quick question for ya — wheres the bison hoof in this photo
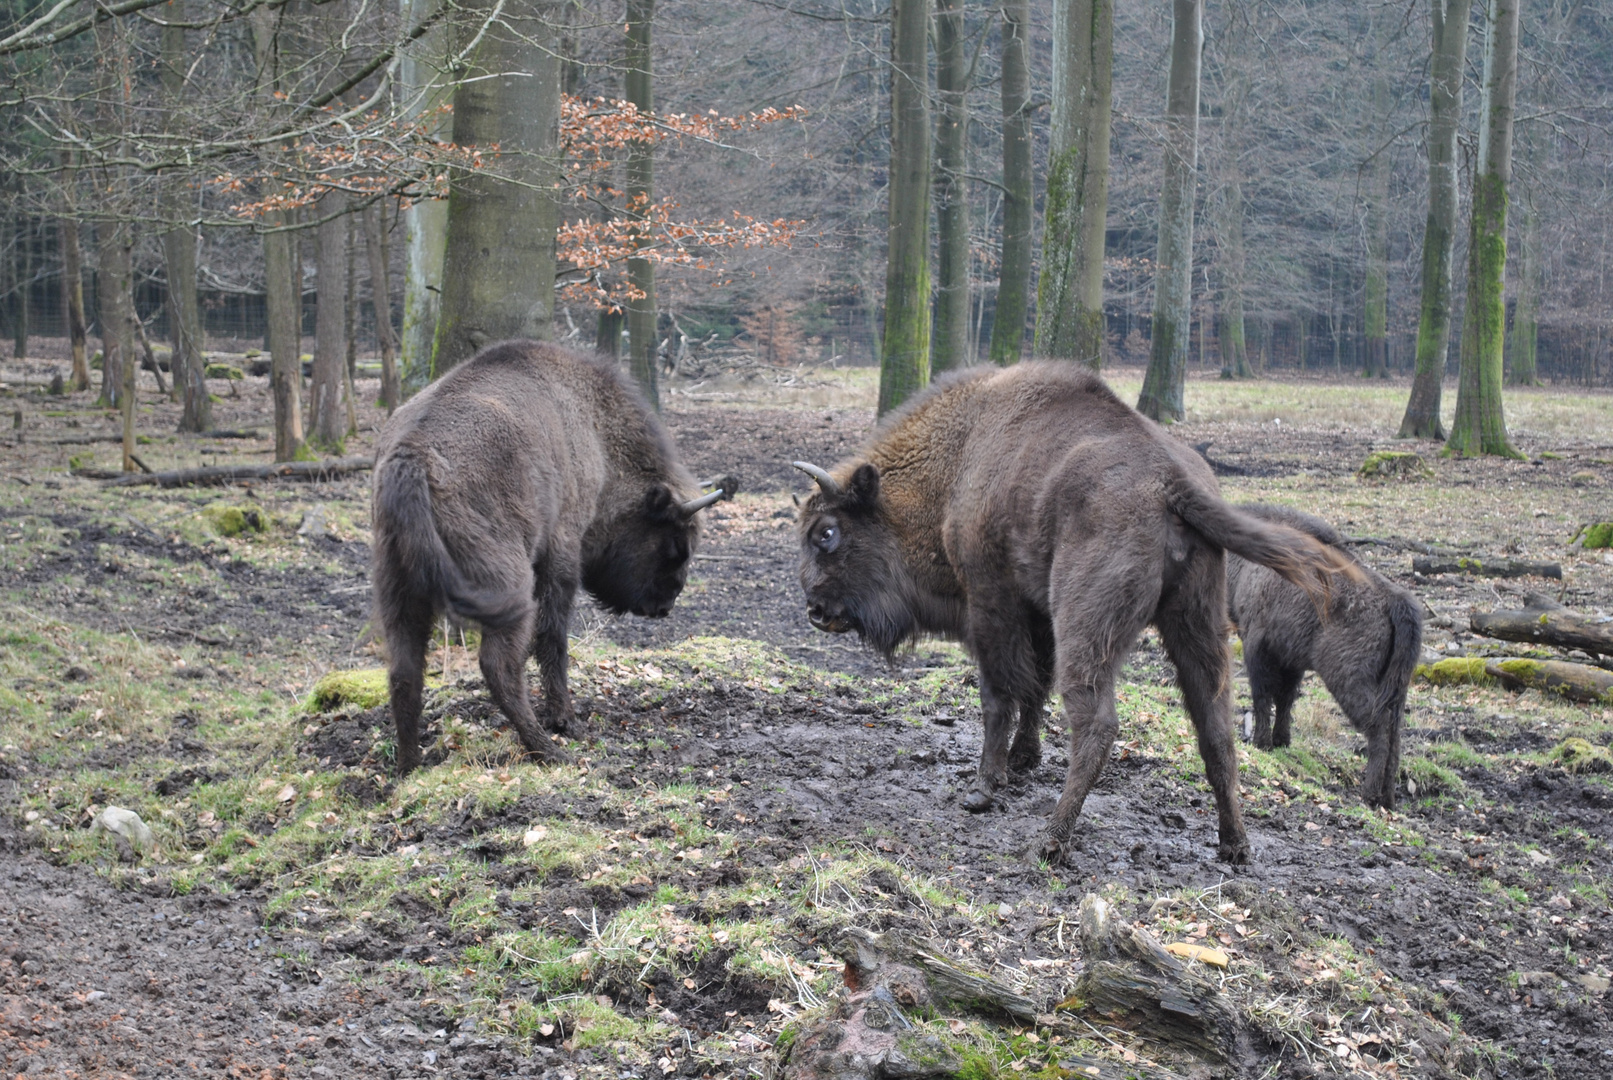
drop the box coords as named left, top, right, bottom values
left=1035, top=833, right=1073, bottom=866
left=961, top=788, right=995, bottom=814
left=1008, top=746, right=1042, bottom=773
left=1217, top=837, right=1252, bottom=865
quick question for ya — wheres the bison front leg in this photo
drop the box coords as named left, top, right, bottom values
left=481, top=610, right=572, bottom=765
left=963, top=677, right=1017, bottom=813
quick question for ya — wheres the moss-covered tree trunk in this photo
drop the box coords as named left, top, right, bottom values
left=987, top=0, right=1031, bottom=367
left=1505, top=180, right=1539, bottom=386
left=1399, top=0, right=1470, bottom=439
left=311, top=192, right=348, bottom=448
left=931, top=0, right=970, bottom=375
left=625, top=0, right=658, bottom=408
left=433, top=0, right=561, bottom=378
left=399, top=0, right=449, bottom=398
left=1447, top=0, right=1520, bottom=458
left=877, top=0, right=931, bottom=414
left=1137, top=0, right=1202, bottom=422
left=1036, top=0, right=1113, bottom=369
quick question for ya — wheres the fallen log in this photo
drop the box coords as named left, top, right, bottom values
left=1485, top=658, right=1613, bottom=704
left=101, top=456, right=373, bottom=488
left=1413, top=555, right=1562, bottom=580
left=1471, top=594, right=1613, bottom=657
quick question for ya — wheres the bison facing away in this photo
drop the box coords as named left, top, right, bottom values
left=792, top=362, right=1357, bottom=864
left=1227, top=504, right=1423, bottom=809
left=372, top=340, right=734, bottom=776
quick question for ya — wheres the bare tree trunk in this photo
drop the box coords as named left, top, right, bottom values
left=1036, top=0, right=1113, bottom=368
left=160, top=1, right=209, bottom=427
left=344, top=211, right=359, bottom=436
left=58, top=206, right=89, bottom=391
left=596, top=308, right=623, bottom=358
left=1216, top=180, right=1249, bottom=378
left=931, top=0, right=969, bottom=375
left=624, top=0, right=658, bottom=407
left=1505, top=159, right=1540, bottom=386
left=434, top=0, right=561, bottom=377
left=400, top=0, right=450, bottom=395
left=1448, top=0, right=1520, bottom=458
left=310, top=191, right=348, bottom=447
left=1137, top=0, right=1202, bottom=423
left=364, top=204, right=401, bottom=411
left=1363, top=78, right=1391, bottom=380
left=877, top=0, right=931, bottom=415
left=12, top=218, right=29, bottom=361
left=253, top=6, right=305, bottom=460
left=988, top=0, right=1031, bottom=367
left=1399, top=0, right=1470, bottom=439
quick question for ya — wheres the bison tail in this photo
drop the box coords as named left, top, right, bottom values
left=1374, top=588, right=1425, bottom=720
left=372, top=455, right=529, bottom=629
left=1170, top=481, right=1365, bottom=606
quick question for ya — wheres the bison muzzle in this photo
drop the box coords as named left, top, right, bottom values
left=372, top=340, right=734, bottom=776
left=793, top=362, right=1358, bottom=864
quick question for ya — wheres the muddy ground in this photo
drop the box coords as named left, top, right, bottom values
left=0, top=359, right=1611, bottom=1080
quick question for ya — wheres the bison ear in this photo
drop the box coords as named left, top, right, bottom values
left=642, top=484, right=678, bottom=522
left=845, top=463, right=880, bottom=508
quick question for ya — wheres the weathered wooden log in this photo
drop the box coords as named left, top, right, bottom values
left=1413, top=555, right=1562, bottom=580
left=1471, top=596, right=1613, bottom=657
left=1065, top=894, right=1241, bottom=1068
left=100, top=456, right=373, bottom=488
left=1484, top=658, right=1613, bottom=704
left=836, top=927, right=1038, bottom=1024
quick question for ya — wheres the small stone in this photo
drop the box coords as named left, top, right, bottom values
left=1526, top=849, right=1554, bottom=867
left=91, top=806, right=154, bottom=856
left=297, top=503, right=331, bottom=540
left=1578, top=974, right=1610, bottom=995
left=997, top=902, right=1013, bottom=920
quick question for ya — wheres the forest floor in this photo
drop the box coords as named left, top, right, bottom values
left=0, top=355, right=1610, bottom=1080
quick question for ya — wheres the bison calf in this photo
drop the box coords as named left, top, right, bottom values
left=1227, top=504, right=1422, bottom=809
left=372, top=340, right=732, bottom=775
left=793, top=363, right=1357, bottom=864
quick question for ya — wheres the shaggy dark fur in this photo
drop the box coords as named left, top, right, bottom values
left=1227, top=504, right=1423, bottom=809
left=793, top=363, right=1359, bottom=864
left=372, top=340, right=730, bottom=775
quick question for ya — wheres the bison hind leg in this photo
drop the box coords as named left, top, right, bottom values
left=1358, top=704, right=1403, bottom=810
left=383, top=596, right=434, bottom=777
left=480, top=611, right=572, bottom=765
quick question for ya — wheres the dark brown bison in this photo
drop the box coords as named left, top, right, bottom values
left=372, top=340, right=733, bottom=775
left=792, top=362, right=1357, bottom=864
left=1227, top=504, right=1422, bottom=809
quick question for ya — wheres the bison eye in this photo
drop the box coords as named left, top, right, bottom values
left=815, top=524, right=840, bottom=553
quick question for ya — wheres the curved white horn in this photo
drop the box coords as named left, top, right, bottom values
left=791, top=461, right=841, bottom=497
left=679, top=489, right=726, bottom=516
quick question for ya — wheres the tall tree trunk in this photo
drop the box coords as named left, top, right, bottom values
left=58, top=208, right=89, bottom=391
left=400, top=0, right=450, bottom=396
left=162, top=1, right=209, bottom=431
left=311, top=192, right=348, bottom=447
left=12, top=218, right=29, bottom=361
left=624, top=0, right=658, bottom=407
left=344, top=210, right=359, bottom=436
left=1362, top=79, right=1391, bottom=380
left=1216, top=180, right=1249, bottom=378
left=596, top=308, right=624, bottom=358
left=1399, top=0, right=1470, bottom=439
left=253, top=6, right=305, bottom=460
left=1137, top=0, right=1202, bottom=423
left=1506, top=184, right=1539, bottom=386
left=931, top=0, right=969, bottom=375
left=988, top=0, right=1032, bottom=366
left=1036, top=0, right=1113, bottom=368
left=1447, top=0, right=1520, bottom=458
left=877, top=0, right=932, bottom=415
left=433, top=0, right=561, bottom=377
left=364, top=204, right=401, bottom=411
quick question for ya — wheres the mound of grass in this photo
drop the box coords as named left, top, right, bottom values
left=1403, top=755, right=1465, bottom=799
left=307, top=668, right=389, bottom=712
left=1547, top=736, right=1613, bottom=774
left=1358, top=450, right=1432, bottom=483
left=204, top=363, right=245, bottom=381
left=201, top=502, right=271, bottom=537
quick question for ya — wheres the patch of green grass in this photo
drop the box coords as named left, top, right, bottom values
left=1402, top=755, right=1466, bottom=799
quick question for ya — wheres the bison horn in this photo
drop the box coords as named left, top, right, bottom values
left=791, top=461, right=841, bottom=498
left=679, top=489, right=726, bottom=516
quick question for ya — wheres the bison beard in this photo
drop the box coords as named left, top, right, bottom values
left=794, top=363, right=1358, bottom=864
left=372, top=340, right=733, bottom=776
left=1227, top=504, right=1423, bottom=810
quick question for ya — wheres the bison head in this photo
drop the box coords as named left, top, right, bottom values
left=583, top=479, right=734, bottom=618
left=794, top=460, right=916, bottom=655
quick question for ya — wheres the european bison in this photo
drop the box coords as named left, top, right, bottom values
left=1227, top=504, right=1422, bottom=809
left=792, top=363, right=1356, bottom=863
left=372, top=340, right=733, bottom=775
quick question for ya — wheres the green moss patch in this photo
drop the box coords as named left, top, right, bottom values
left=307, top=668, right=390, bottom=712
left=1358, top=450, right=1432, bottom=482
left=1572, top=522, right=1613, bottom=549
left=1548, top=737, right=1613, bottom=775
left=1415, top=657, right=1493, bottom=687
left=204, top=363, right=245, bottom=381
left=201, top=503, right=271, bottom=537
